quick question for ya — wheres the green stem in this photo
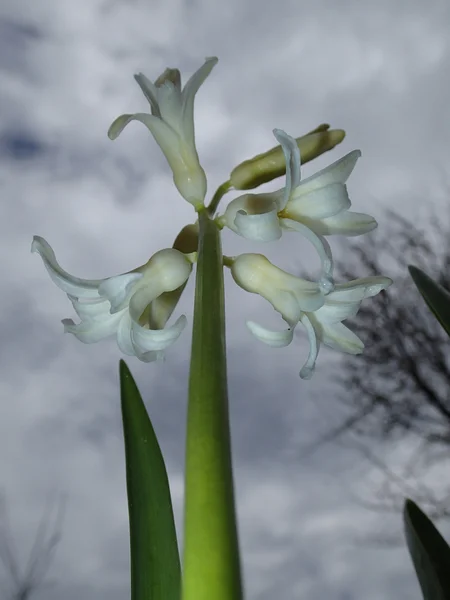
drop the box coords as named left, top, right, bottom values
left=207, top=180, right=232, bottom=216
left=182, top=208, right=243, bottom=600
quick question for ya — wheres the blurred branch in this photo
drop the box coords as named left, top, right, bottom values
left=298, top=202, right=450, bottom=537
left=0, top=491, right=65, bottom=599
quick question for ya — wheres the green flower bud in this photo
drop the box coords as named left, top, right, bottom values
left=230, top=125, right=345, bottom=191
left=172, top=222, right=199, bottom=254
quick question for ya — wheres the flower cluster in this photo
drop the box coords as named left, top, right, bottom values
left=33, top=57, right=392, bottom=377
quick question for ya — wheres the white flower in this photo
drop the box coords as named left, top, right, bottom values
left=230, top=253, right=392, bottom=379
left=32, top=236, right=193, bottom=362
left=219, top=129, right=377, bottom=284
left=108, top=57, right=218, bottom=209
left=230, top=253, right=326, bottom=336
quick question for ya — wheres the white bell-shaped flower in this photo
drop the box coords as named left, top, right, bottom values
left=230, top=253, right=326, bottom=341
left=230, top=252, right=392, bottom=379
left=108, top=57, right=218, bottom=209
left=32, top=236, right=193, bottom=362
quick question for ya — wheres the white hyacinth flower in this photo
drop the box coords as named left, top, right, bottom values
left=230, top=253, right=325, bottom=342
left=230, top=253, right=392, bottom=379
left=32, top=236, right=194, bottom=362
left=220, top=129, right=377, bottom=285
left=108, top=57, right=218, bottom=209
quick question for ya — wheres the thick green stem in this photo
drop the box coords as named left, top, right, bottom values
left=182, top=208, right=243, bottom=600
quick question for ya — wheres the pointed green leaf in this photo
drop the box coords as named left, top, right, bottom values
left=120, top=360, right=181, bottom=600
left=403, top=498, right=450, bottom=600
left=408, top=265, right=450, bottom=337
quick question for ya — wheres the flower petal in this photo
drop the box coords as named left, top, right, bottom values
left=234, top=206, right=282, bottom=241
left=68, top=295, right=112, bottom=322
left=153, top=78, right=183, bottom=133
left=296, top=150, right=361, bottom=195
left=268, top=289, right=304, bottom=324
left=273, top=129, right=301, bottom=210
left=246, top=320, right=294, bottom=347
left=181, top=57, right=218, bottom=143
left=128, top=284, right=162, bottom=323
left=32, top=236, right=102, bottom=298
left=98, top=273, right=143, bottom=314
left=116, top=311, right=137, bottom=356
left=62, top=309, right=125, bottom=343
left=231, top=253, right=324, bottom=318
left=312, top=300, right=361, bottom=324
left=286, top=182, right=351, bottom=220
left=330, top=276, right=392, bottom=303
left=280, top=218, right=334, bottom=282
left=133, top=73, right=161, bottom=116
left=223, top=193, right=281, bottom=235
left=315, top=210, right=378, bottom=236
left=131, top=314, right=187, bottom=357
left=318, top=321, right=364, bottom=354
left=108, top=112, right=206, bottom=205
left=299, top=314, right=320, bottom=380
left=107, top=112, right=180, bottom=157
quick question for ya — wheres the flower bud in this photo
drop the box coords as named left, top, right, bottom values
left=172, top=223, right=199, bottom=254
left=230, top=125, right=345, bottom=191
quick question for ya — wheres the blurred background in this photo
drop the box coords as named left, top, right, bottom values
left=1, top=0, right=450, bottom=598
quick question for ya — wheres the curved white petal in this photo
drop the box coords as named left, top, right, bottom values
left=234, top=207, right=282, bottom=241
left=223, top=193, right=279, bottom=236
left=287, top=183, right=351, bottom=219
left=62, top=309, right=125, bottom=343
left=280, top=218, right=334, bottom=281
left=273, top=129, right=301, bottom=209
left=330, top=276, right=392, bottom=303
left=316, top=211, right=377, bottom=236
left=116, top=311, right=137, bottom=356
left=287, top=286, right=324, bottom=316
left=32, top=236, right=102, bottom=298
left=98, top=273, right=143, bottom=314
left=268, top=287, right=322, bottom=323
left=131, top=314, right=187, bottom=355
left=68, top=295, right=112, bottom=322
left=128, top=284, right=162, bottom=323
left=108, top=112, right=181, bottom=159
left=299, top=314, right=320, bottom=380
left=296, top=150, right=361, bottom=195
left=311, top=300, right=361, bottom=324
left=181, top=57, right=218, bottom=143
left=246, top=320, right=295, bottom=347
left=319, top=322, right=364, bottom=354
left=133, top=73, right=161, bottom=115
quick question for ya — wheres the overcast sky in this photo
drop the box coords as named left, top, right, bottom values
left=1, top=0, right=450, bottom=598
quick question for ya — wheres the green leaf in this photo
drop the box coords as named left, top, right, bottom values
left=403, top=498, right=450, bottom=599
left=119, top=360, right=181, bottom=600
left=408, top=265, right=450, bottom=337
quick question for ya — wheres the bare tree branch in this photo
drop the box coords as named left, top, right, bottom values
left=0, top=491, right=65, bottom=600
left=298, top=203, right=450, bottom=530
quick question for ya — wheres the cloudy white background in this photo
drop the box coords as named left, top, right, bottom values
left=1, top=0, right=449, bottom=598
